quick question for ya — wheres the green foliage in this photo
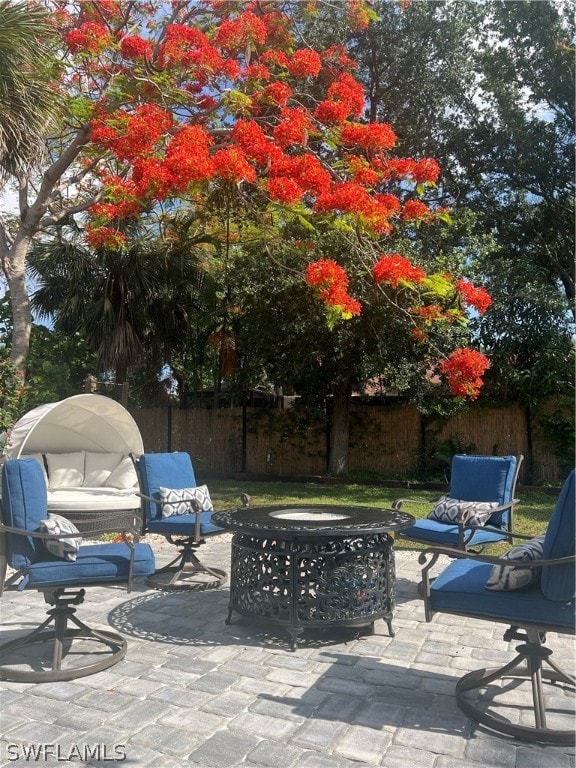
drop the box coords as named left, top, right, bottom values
left=0, top=357, right=26, bottom=433
left=0, top=293, right=98, bottom=426
left=430, top=435, right=478, bottom=469
left=25, top=325, right=98, bottom=409
left=535, top=398, right=575, bottom=477
left=0, top=0, right=62, bottom=178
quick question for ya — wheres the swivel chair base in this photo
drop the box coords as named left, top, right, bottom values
left=146, top=543, right=226, bottom=592
left=456, top=628, right=575, bottom=745
left=0, top=588, right=127, bottom=683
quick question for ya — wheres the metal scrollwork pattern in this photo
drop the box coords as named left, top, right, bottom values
left=227, top=532, right=396, bottom=632
left=230, top=535, right=292, bottom=622
left=296, top=534, right=395, bottom=623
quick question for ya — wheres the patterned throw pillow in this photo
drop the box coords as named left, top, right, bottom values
left=39, top=514, right=82, bottom=562
left=427, top=496, right=500, bottom=527
left=159, top=485, right=213, bottom=517
left=485, top=535, right=546, bottom=591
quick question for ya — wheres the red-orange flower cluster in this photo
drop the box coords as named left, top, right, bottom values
left=372, top=254, right=426, bottom=288
left=273, top=108, right=312, bottom=147
left=91, top=105, right=173, bottom=161
left=402, top=199, right=432, bottom=221
left=439, top=348, right=490, bottom=399
left=455, top=279, right=492, bottom=315
left=306, top=259, right=361, bottom=319
left=214, top=12, right=267, bottom=51
left=120, top=35, right=153, bottom=61
left=65, top=22, right=111, bottom=54
left=287, top=49, right=322, bottom=78
left=314, top=73, right=365, bottom=125
left=158, top=24, right=227, bottom=74
left=340, top=122, right=397, bottom=152
left=85, top=224, right=126, bottom=251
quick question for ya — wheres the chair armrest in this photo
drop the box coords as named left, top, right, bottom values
left=418, top=545, right=575, bottom=569
left=211, top=492, right=250, bottom=508
left=392, top=497, right=431, bottom=511
left=0, top=517, right=138, bottom=540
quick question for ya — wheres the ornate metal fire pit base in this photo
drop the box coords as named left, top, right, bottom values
left=212, top=505, right=414, bottom=650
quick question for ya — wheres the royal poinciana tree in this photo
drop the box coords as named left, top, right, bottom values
left=0, top=0, right=491, bottom=466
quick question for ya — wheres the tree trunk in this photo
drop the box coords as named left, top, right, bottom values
left=1, top=124, right=92, bottom=372
left=327, top=376, right=353, bottom=476
left=5, top=234, right=32, bottom=371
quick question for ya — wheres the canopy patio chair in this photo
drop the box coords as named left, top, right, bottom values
left=419, top=469, right=575, bottom=744
left=1, top=393, right=144, bottom=528
left=133, top=451, right=249, bottom=592
left=0, top=458, right=155, bottom=682
left=394, top=454, right=523, bottom=551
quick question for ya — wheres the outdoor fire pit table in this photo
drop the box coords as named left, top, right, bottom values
left=211, top=505, right=415, bottom=650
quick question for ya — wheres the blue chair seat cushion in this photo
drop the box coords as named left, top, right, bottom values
left=429, top=558, right=575, bottom=630
left=23, top=542, right=155, bottom=589
left=147, top=511, right=223, bottom=537
left=401, top=519, right=508, bottom=547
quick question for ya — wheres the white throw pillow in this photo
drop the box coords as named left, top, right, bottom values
left=159, top=485, right=213, bottom=517
left=39, top=513, right=82, bottom=561
left=84, top=452, right=123, bottom=487
left=485, top=535, right=546, bottom=591
left=45, top=452, right=85, bottom=489
left=105, top=456, right=138, bottom=489
left=427, top=496, right=500, bottom=527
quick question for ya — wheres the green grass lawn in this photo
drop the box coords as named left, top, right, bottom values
left=208, top=478, right=558, bottom=556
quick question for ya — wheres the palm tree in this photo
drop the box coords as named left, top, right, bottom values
left=28, top=216, right=221, bottom=388
left=0, top=0, right=60, bottom=180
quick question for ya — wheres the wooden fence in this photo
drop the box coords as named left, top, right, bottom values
left=130, top=399, right=564, bottom=484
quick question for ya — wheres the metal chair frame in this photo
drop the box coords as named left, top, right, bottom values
left=395, top=455, right=523, bottom=552
left=420, top=545, right=575, bottom=744
left=133, top=452, right=250, bottom=592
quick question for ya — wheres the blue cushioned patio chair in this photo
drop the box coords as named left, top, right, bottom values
left=419, top=469, right=575, bottom=744
left=133, top=451, right=249, bottom=591
left=0, top=458, right=155, bottom=683
left=394, top=454, right=523, bottom=551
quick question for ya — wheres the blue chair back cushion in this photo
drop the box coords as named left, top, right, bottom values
left=541, top=470, right=575, bottom=602
left=24, top=542, right=155, bottom=590
left=138, top=452, right=197, bottom=523
left=450, top=455, right=518, bottom=528
left=2, top=459, right=47, bottom=569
